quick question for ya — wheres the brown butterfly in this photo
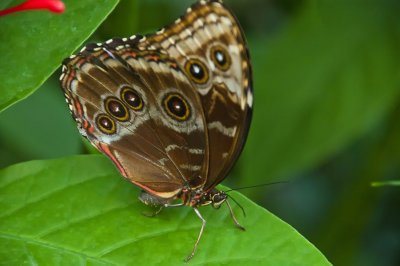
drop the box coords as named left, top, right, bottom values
left=60, top=0, right=252, bottom=261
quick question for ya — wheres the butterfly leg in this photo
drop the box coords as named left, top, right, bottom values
left=185, top=207, right=206, bottom=262
left=226, top=200, right=245, bottom=231
left=142, top=206, right=164, bottom=217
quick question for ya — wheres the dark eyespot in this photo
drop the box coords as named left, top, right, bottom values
left=185, top=59, right=209, bottom=84
left=163, top=93, right=190, bottom=121
left=96, top=114, right=116, bottom=134
left=105, top=97, right=130, bottom=121
left=121, top=87, right=143, bottom=111
left=210, top=45, right=231, bottom=71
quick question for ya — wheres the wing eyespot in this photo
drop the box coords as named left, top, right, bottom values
left=163, top=93, right=191, bottom=121
left=210, top=45, right=231, bottom=71
left=121, top=87, right=144, bottom=111
left=184, top=59, right=209, bottom=84
left=105, top=97, right=130, bottom=121
left=96, top=114, right=117, bottom=134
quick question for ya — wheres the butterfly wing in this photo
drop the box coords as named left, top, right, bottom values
left=60, top=38, right=209, bottom=199
left=139, top=0, right=253, bottom=189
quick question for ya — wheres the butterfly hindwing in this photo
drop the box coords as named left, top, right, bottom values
left=61, top=40, right=210, bottom=198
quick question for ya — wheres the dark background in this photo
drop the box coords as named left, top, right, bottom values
left=1, top=0, right=400, bottom=265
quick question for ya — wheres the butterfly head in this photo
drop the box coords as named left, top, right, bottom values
left=210, top=190, right=228, bottom=209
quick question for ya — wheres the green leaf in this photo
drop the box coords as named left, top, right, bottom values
left=240, top=0, right=400, bottom=185
left=0, top=0, right=119, bottom=112
left=0, top=155, right=330, bottom=265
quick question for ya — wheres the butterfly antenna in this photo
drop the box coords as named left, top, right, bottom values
left=224, top=181, right=289, bottom=193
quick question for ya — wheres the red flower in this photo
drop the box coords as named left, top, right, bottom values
left=0, top=0, right=65, bottom=16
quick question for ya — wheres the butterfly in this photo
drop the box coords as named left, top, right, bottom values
left=60, top=0, right=252, bottom=261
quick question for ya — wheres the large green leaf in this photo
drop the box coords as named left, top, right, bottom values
left=0, top=155, right=330, bottom=265
left=0, top=0, right=119, bottom=112
left=240, top=0, right=400, bottom=185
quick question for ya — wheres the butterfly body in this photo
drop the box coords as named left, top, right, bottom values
left=60, top=0, right=252, bottom=261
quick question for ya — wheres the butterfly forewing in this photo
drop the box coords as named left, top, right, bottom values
left=139, top=0, right=253, bottom=189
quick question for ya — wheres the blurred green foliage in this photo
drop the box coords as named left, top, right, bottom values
left=1, top=0, right=400, bottom=265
